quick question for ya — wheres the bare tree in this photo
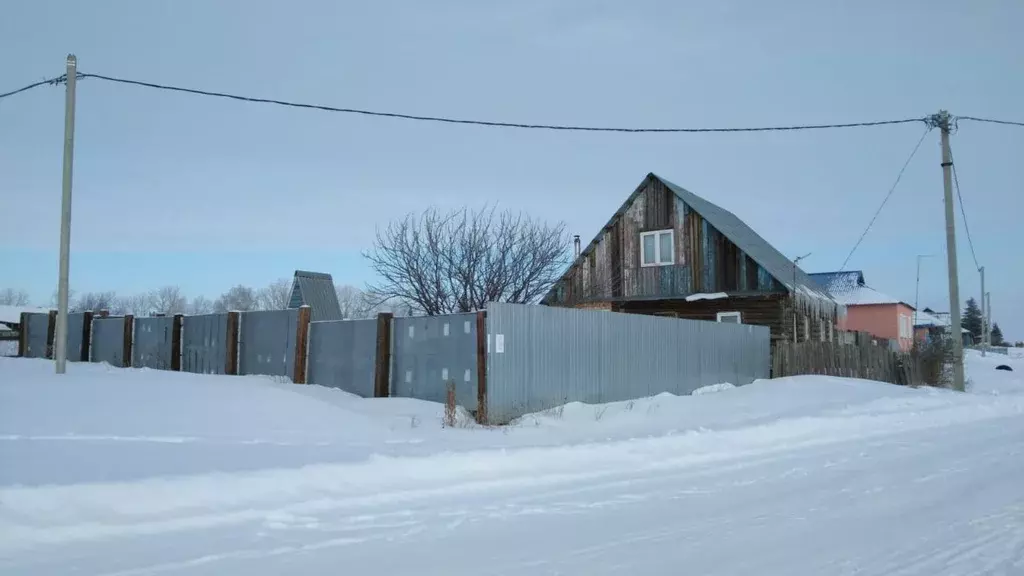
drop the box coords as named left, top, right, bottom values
left=334, top=284, right=374, bottom=319
left=364, top=206, right=570, bottom=315
left=186, top=295, right=214, bottom=315
left=114, top=293, right=152, bottom=316
left=214, top=285, right=259, bottom=312
left=73, top=291, right=118, bottom=312
left=50, top=288, right=77, bottom=308
left=0, top=288, right=31, bottom=306
left=257, top=278, right=293, bottom=311
left=149, top=286, right=187, bottom=315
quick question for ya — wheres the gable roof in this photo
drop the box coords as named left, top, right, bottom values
left=289, top=270, right=343, bottom=322
left=545, top=173, right=832, bottom=304
left=809, top=270, right=911, bottom=307
left=654, top=174, right=829, bottom=300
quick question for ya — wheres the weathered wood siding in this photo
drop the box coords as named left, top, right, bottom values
left=550, top=176, right=784, bottom=306
left=619, top=295, right=790, bottom=341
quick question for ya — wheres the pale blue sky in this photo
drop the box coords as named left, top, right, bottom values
left=1, top=1, right=1021, bottom=338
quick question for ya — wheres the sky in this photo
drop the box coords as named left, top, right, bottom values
left=1, top=1, right=1021, bottom=339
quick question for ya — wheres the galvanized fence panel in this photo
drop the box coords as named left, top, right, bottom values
left=392, top=313, right=480, bottom=410
left=91, top=316, right=126, bottom=366
left=64, top=312, right=86, bottom=362
left=133, top=316, right=175, bottom=370
left=23, top=313, right=50, bottom=358
left=484, top=303, right=770, bottom=423
left=182, top=314, right=229, bottom=374
left=307, top=319, right=377, bottom=396
left=238, top=309, right=299, bottom=379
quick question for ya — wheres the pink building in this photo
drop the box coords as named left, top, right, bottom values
left=809, top=271, right=916, bottom=351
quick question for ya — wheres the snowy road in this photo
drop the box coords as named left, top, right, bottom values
left=2, top=353, right=1023, bottom=575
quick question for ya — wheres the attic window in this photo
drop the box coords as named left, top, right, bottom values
left=641, top=230, right=674, bottom=267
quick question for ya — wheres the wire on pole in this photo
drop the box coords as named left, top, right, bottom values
left=839, top=126, right=933, bottom=271
left=0, top=75, right=67, bottom=100
left=947, top=143, right=981, bottom=271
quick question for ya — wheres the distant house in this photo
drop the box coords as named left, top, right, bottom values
left=288, top=270, right=344, bottom=322
left=809, top=271, right=915, bottom=351
left=914, top=307, right=973, bottom=347
left=542, top=173, right=841, bottom=342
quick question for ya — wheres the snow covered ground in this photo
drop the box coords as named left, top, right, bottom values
left=1, top=351, right=1022, bottom=575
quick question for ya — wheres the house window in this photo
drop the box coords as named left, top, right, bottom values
left=641, top=230, right=674, bottom=267
left=898, top=314, right=912, bottom=339
left=717, top=311, right=742, bottom=324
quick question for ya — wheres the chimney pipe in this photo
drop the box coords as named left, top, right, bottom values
left=573, top=235, right=581, bottom=258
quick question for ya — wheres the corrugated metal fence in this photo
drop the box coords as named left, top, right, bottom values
left=64, top=312, right=87, bottom=362
left=23, top=313, right=50, bottom=359
left=134, top=316, right=175, bottom=369
left=91, top=316, right=127, bottom=367
left=392, top=313, right=480, bottom=409
left=484, top=302, right=770, bottom=423
left=307, top=318, right=378, bottom=396
left=239, top=309, right=298, bottom=379
left=182, top=314, right=230, bottom=375
left=15, top=304, right=772, bottom=426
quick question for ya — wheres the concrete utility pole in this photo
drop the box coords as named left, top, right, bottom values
left=54, top=54, right=77, bottom=375
left=986, top=292, right=992, bottom=346
left=936, top=111, right=965, bottom=391
left=980, top=266, right=986, bottom=356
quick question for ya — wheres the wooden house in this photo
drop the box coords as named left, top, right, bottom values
left=541, top=173, right=841, bottom=342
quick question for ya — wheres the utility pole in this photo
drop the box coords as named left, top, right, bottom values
left=54, top=54, right=77, bottom=375
left=979, top=266, right=986, bottom=356
left=986, top=292, right=992, bottom=346
left=936, top=111, right=965, bottom=391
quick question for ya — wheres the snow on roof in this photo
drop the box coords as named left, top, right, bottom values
left=913, top=309, right=971, bottom=333
left=0, top=305, right=51, bottom=325
left=809, top=270, right=909, bottom=307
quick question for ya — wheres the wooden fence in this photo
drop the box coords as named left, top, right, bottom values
left=772, top=341, right=925, bottom=386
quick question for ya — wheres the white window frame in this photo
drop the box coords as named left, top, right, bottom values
left=716, top=311, right=742, bottom=324
left=640, top=229, right=674, bottom=267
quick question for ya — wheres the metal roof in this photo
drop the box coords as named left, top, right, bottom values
left=808, top=271, right=865, bottom=294
left=289, top=270, right=343, bottom=322
left=809, top=270, right=911, bottom=308
left=654, top=174, right=831, bottom=300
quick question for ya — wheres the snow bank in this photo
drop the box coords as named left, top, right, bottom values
left=1, top=353, right=1023, bottom=571
left=691, top=382, right=736, bottom=395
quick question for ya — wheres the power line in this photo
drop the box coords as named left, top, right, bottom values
left=958, top=116, right=1024, bottom=128
left=948, top=143, right=981, bottom=271
left=75, top=72, right=928, bottom=134
left=840, top=126, right=933, bottom=271
left=0, top=75, right=66, bottom=100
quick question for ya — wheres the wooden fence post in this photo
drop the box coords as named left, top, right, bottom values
left=46, top=310, right=57, bottom=359
left=81, top=311, right=94, bottom=362
left=122, top=314, right=135, bottom=368
left=225, top=312, right=239, bottom=375
left=170, top=314, right=183, bottom=371
left=293, top=306, right=311, bottom=384
left=18, top=312, right=29, bottom=357
left=373, top=312, right=393, bottom=397
left=475, top=311, right=488, bottom=425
